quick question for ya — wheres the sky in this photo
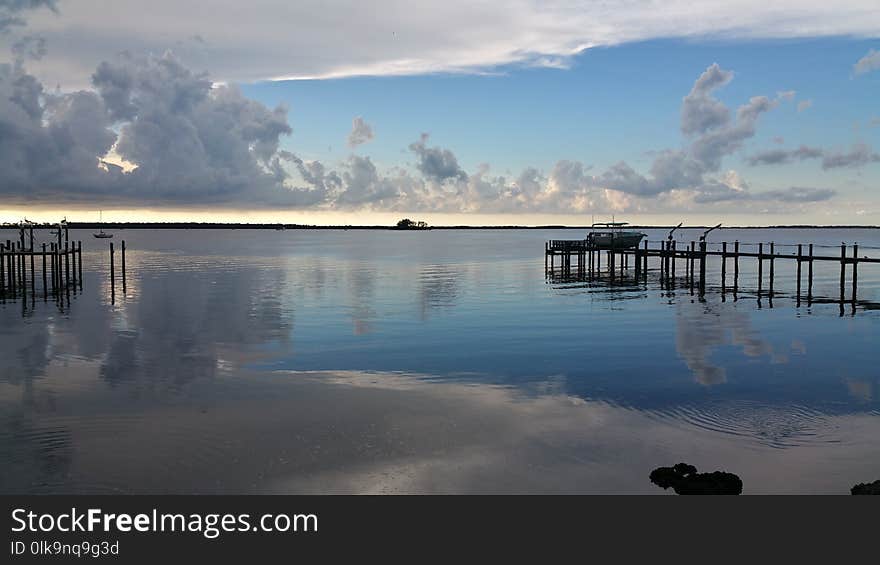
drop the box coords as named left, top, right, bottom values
left=0, top=1, right=878, bottom=225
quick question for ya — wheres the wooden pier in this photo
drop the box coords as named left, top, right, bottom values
left=0, top=224, right=83, bottom=303
left=546, top=237, right=880, bottom=310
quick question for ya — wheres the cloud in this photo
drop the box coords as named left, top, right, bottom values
left=747, top=145, right=824, bottom=165
left=681, top=63, right=733, bottom=135
left=797, top=99, right=812, bottom=112
left=0, top=51, right=841, bottom=215
left=746, top=143, right=880, bottom=170
left=347, top=116, right=374, bottom=148
left=0, top=0, right=56, bottom=33
left=592, top=64, right=784, bottom=201
left=9, top=1, right=880, bottom=85
left=408, top=133, right=468, bottom=182
left=693, top=182, right=835, bottom=204
left=0, top=51, right=328, bottom=206
left=820, top=143, right=880, bottom=169
left=854, top=48, right=880, bottom=75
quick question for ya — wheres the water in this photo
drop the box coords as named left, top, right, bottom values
left=1, top=228, right=879, bottom=494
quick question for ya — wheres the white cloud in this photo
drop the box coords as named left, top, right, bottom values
left=853, top=48, right=880, bottom=75
left=10, top=1, right=880, bottom=86
left=797, top=99, right=813, bottom=112
left=0, top=47, right=843, bottom=215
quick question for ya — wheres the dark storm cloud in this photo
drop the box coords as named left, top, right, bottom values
left=0, top=51, right=328, bottom=206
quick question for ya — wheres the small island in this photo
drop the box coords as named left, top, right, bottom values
left=394, top=218, right=430, bottom=230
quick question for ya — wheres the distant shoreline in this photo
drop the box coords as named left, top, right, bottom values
left=1, top=222, right=878, bottom=230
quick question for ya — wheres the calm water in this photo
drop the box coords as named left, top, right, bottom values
left=1, top=228, right=879, bottom=494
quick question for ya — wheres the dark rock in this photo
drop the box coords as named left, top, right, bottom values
left=650, top=462, right=742, bottom=495
left=851, top=480, right=880, bottom=495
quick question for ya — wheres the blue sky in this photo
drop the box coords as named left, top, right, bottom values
left=1, top=1, right=879, bottom=224
left=246, top=38, right=878, bottom=177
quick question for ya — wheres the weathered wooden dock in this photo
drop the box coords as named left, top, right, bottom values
left=545, top=236, right=880, bottom=308
left=1, top=224, right=130, bottom=307
left=1, top=225, right=83, bottom=303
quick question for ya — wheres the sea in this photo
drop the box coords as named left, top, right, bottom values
left=1, top=227, right=878, bottom=493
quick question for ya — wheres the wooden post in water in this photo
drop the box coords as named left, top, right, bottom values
left=78, top=241, right=83, bottom=288
left=609, top=233, right=615, bottom=279
left=769, top=242, right=775, bottom=296
left=796, top=244, right=802, bottom=305
left=758, top=243, right=764, bottom=295
left=20, top=244, right=26, bottom=301
left=807, top=243, right=813, bottom=303
left=852, top=244, right=858, bottom=306
left=5, top=241, right=10, bottom=295
left=42, top=243, right=47, bottom=299
left=699, top=239, right=707, bottom=294
left=0, top=244, right=5, bottom=298
left=64, top=241, right=70, bottom=290
left=839, top=243, right=846, bottom=305
left=6, top=239, right=15, bottom=297
left=733, top=241, right=740, bottom=294
left=110, top=242, right=115, bottom=301
left=51, top=243, right=57, bottom=295
left=71, top=241, right=77, bottom=288
left=29, top=247, right=34, bottom=296
left=721, top=242, right=728, bottom=287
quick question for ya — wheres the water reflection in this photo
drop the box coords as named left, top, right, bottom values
left=675, top=301, right=778, bottom=386
left=1, top=229, right=879, bottom=494
left=418, top=264, right=461, bottom=319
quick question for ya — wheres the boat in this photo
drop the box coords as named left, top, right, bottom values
left=93, top=211, right=113, bottom=239
left=586, top=222, right=645, bottom=250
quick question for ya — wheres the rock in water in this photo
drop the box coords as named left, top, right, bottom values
left=851, top=480, right=880, bottom=495
left=650, top=462, right=742, bottom=495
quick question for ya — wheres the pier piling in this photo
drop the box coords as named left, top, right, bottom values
left=110, top=242, right=115, bottom=301
left=852, top=244, right=858, bottom=306
left=758, top=243, right=764, bottom=295
left=122, top=240, right=127, bottom=292
left=769, top=242, right=775, bottom=296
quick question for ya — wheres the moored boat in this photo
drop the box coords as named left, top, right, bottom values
left=587, top=222, right=645, bottom=250
left=93, top=210, right=113, bottom=238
